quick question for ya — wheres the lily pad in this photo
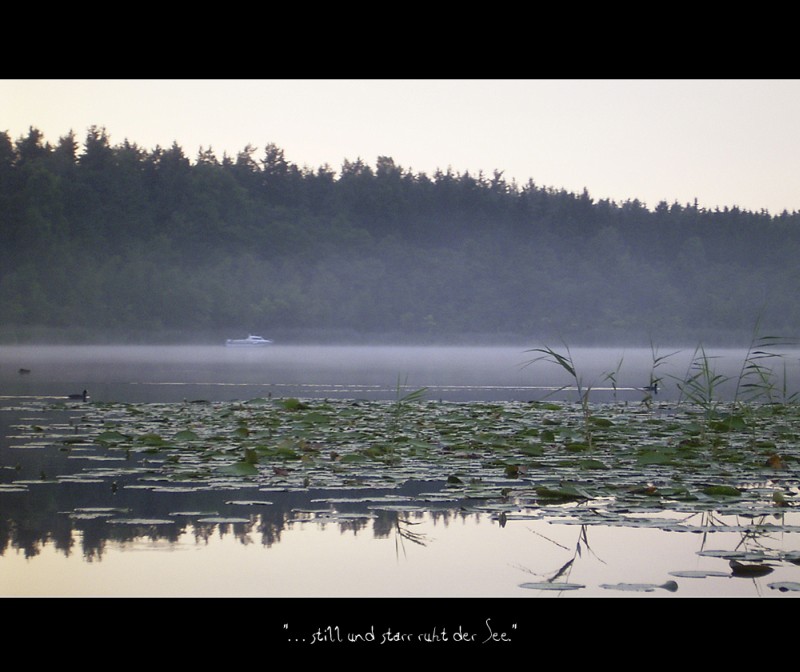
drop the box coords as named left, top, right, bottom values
left=518, top=582, right=585, bottom=591
left=173, top=430, right=200, bottom=441
left=578, top=459, right=608, bottom=470
left=637, top=452, right=677, bottom=466
left=281, top=398, right=310, bottom=410
left=95, top=430, right=130, bottom=445
left=702, top=485, right=741, bottom=497
left=225, top=500, right=273, bottom=506
left=535, top=484, right=591, bottom=501
left=600, top=583, right=654, bottom=592
left=729, top=560, right=774, bottom=577
left=768, top=582, right=800, bottom=592
left=600, top=582, right=678, bottom=592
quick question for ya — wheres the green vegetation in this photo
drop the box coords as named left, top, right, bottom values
left=523, top=344, right=597, bottom=448
left=734, top=325, right=798, bottom=406
left=674, top=346, right=729, bottom=425
left=2, top=126, right=800, bottom=343
left=8, top=389, right=797, bottom=522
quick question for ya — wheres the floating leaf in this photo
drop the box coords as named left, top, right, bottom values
left=769, top=582, right=800, bottom=592
left=669, top=570, right=729, bottom=579
left=299, top=411, right=331, bottom=425
left=225, top=500, right=273, bottom=506
left=137, top=433, right=167, bottom=446
left=698, top=550, right=767, bottom=561
left=578, top=459, right=607, bottom=470
left=564, top=442, right=591, bottom=452
left=519, top=582, right=584, bottom=591
left=61, top=436, right=90, bottom=445
left=535, top=484, right=590, bottom=501
left=729, top=560, right=774, bottom=577
left=95, top=431, right=130, bottom=445
left=274, top=446, right=300, bottom=460
left=600, top=583, right=658, bottom=592
left=766, top=454, right=788, bottom=470
left=282, top=398, right=309, bottom=410
left=637, top=450, right=676, bottom=466
left=703, top=485, right=741, bottom=497
left=709, top=415, right=747, bottom=432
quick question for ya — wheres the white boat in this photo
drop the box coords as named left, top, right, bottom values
left=225, top=334, right=273, bottom=347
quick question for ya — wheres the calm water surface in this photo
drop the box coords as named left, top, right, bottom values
left=4, top=343, right=797, bottom=403
left=2, top=344, right=799, bottom=598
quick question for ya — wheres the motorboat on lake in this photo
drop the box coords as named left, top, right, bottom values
left=225, top=334, right=273, bottom=347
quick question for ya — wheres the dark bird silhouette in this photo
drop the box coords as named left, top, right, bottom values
left=18, top=368, right=31, bottom=375
left=641, top=382, right=658, bottom=394
left=68, top=389, right=89, bottom=401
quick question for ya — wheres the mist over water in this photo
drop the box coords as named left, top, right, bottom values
left=2, top=344, right=798, bottom=403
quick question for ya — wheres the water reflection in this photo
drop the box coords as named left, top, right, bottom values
left=510, top=509, right=800, bottom=596
left=3, top=504, right=799, bottom=597
left=515, top=524, right=597, bottom=592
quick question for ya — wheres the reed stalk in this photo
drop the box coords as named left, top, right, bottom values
left=524, top=344, right=598, bottom=449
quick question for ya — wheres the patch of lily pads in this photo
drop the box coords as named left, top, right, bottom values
left=5, top=395, right=800, bottom=535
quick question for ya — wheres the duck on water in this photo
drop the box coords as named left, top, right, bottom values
left=67, top=390, right=89, bottom=401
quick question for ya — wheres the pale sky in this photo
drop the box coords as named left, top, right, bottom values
left=3, top=78, right=799, bottom=214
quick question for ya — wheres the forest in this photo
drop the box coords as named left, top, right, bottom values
left=2, top=125, right=799, bottom=345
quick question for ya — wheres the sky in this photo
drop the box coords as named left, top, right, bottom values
left=3, top=78, right=800, bottom=214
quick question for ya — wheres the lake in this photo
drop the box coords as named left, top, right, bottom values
left=1, top=344, right=799, bottom=600
left=4, top=343, right=796, bottom=404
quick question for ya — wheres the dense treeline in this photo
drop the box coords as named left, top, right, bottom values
left=2, top=125, right=799, bottom=344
